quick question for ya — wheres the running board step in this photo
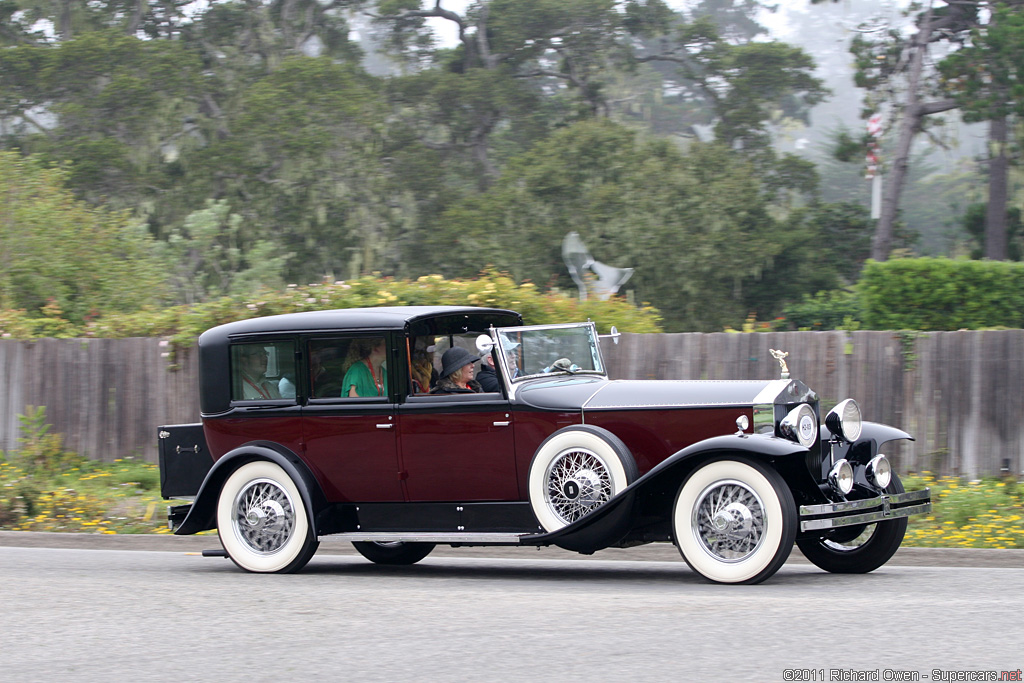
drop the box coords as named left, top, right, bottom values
left=328, top=532, right=528, bottom=544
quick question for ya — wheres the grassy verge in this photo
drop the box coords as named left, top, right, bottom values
left=903, top=473, right=1024, bottom=549
left=0, top=457, right=180, bottom=534
left=0, top=407, right=184, bottom=534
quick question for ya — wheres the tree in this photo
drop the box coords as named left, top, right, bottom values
left=371, top=0, right=666, bottom=186
left=0, top=151, right=166, bottom=322
left=0, top=30, right=203, bottom=209
left=633, top=10, right=827, bottom=157
left=181, top=56, right=396, bottom=284
left=428, top=119, right=791, bottom=331
left=156, top=199, right=292, bottom=304
left=822, top=0, right=1024, bottom=261
left=939, top=2, right=1024, bottom=260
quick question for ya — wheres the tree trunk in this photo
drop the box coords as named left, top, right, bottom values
left=872, top=5, right=933, bottom=262
left=985, top=115, right=1009, bottom=260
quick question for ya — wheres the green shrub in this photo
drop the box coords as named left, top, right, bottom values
left=1, top=271, right=663, bottom=346
left=12, top=406, right=84, bottom=476
left=859, top=257, right=1024, bottom=330
left=782, top=289, right=862, bottom=331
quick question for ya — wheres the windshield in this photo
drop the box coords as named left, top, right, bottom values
left=494, top=323, right=606, bottom=382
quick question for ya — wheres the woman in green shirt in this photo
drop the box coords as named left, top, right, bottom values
left=341, top=338, right=388, bottom=397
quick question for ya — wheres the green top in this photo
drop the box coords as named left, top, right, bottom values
left=342, top=361, right=387, bottom=398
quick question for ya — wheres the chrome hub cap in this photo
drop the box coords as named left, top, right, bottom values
left=232, top=478, right=296, bottom=555
left=545, top=450, right=612, bottom=525
left=692, top=479, right=765, bottom=562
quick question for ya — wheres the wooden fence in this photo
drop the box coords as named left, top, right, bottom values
left=2, top=330, right=1022, bottom=478
left=0, top=338, right=199, bottom=464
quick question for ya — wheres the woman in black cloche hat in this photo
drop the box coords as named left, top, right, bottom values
left=430, top=346, right=482, bottom=394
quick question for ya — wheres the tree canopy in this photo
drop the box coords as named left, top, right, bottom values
left=0, top=0, right=952, bottom=333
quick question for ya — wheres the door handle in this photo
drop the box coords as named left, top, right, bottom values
left=376, top=423, right=394, bottom=429
left=493, top=421, right=510, bottom=427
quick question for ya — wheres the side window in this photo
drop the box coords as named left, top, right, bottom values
left=309, top=336, right=389, bottom=400
left=231, top=341, right=295, bottom=402
left=408, top=336, right=438, bottom=395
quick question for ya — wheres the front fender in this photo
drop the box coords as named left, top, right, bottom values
left=174, top=442, right=326, bottom=536
left=859, top=421, right=914, bottom=448
left=522, top=433, right=807, bottom=553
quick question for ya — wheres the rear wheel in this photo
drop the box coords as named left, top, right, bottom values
left=352, top=541, right=435, bottom=565
left=673, top=457, right=796, bottom=584
left=796, top=474, right=908, bottom=574
left=216, top=460, right=319, bottom=573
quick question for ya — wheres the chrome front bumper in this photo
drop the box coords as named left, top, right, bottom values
left=799, top=488, right=931, bottom=532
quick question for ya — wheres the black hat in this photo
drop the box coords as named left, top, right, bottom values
left=439, top=346, right=480, bottom=379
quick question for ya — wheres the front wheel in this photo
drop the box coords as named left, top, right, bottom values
left=673, top=457, right=796, bottom=584
left=352, top=541, right=435, bottom=565
left=216, top=460, right=319, bottom=573
left=796, top=474, right=908, bottom=574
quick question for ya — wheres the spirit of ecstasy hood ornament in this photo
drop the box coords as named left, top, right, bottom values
left=769, top=349, right=790, bottom=379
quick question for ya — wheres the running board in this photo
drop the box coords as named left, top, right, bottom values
left=327, top=531, right=529, bottom=545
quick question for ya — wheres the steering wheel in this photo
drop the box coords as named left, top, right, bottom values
left=543, top=358, right=580, bottom=373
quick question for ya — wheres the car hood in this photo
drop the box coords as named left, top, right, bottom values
left=514, top=377, right=809, bottom=412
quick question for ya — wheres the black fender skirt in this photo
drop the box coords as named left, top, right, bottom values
left=174, top=441, right=327, bottom=536
left=519, top=433, right=808, bottom=554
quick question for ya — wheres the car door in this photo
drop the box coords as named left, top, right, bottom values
left=397, top=393, right=518, bottom=502
left=300, top=335, right=404, bottom=503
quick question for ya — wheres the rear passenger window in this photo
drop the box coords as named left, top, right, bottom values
left=309, top=337, right=389, bottom=400
left=230, top=341, right=295, bottom=402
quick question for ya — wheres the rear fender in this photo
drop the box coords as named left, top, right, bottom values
left=523, top=434, right=807, bottom=552
left=175, top=442, right=326, bottom=536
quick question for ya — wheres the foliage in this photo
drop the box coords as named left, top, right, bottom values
left=859, top=257, right=1024, bottom=331
left=962, top=202, right=1024, bottom=261
left=157, top=199, right=292, bottom=304
left=938, top=3, right=1024, bottom=125
left=427, top=119, right=794, bottom=331
left=903, top=473, right=1024, bottom=549
left=0, top=0, right=988, bottom=339
left=0, top=272, right=663, bottom=347
left=0, top=152, right=167, bottom=324
left=0, top=30, right=204, bottom=208
left=782, top=289, right=862, bottom=332
left=0, top=444, right=171, bottom=534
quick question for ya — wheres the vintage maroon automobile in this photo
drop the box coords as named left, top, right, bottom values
left=159, top=305, right=931, bottom=584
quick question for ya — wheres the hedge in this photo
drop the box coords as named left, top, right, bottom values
left=859, top=257, right=1024, bottom=331
left=0, top=272, right=663, bottom=348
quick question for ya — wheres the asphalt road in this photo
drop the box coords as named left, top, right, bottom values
left=1, top=533, right=1022, bottom=682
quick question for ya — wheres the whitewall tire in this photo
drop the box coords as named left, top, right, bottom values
left=673, top=457, right=796, bottom=584
left=217, top=460, right=319, bottom=573
left=528, top=426, right=637, bottom=533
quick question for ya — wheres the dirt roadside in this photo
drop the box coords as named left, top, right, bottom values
left=2, top=530, right=1022, bottom=567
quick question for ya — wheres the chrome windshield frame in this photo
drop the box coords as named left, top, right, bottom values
left=492, top=322, right=608, bottom=388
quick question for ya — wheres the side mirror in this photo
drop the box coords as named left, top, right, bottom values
left=598, top=326, right=621, bottom=345
left=475, top=334, right=495, bottom=354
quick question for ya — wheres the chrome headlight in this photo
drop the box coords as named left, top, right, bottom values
left=866, top=454, right=892, bottom=489
left=828, top=459, right=855, bottom=495
left=780, top=404, right=817, bottom=448
left=825, top=398, right=862, bottom=442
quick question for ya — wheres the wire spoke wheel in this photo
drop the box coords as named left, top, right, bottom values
left=528, top=426, right=638, bottom=534
left=692, top=479, right=766, bottom=562
left=232, top=477, right=296, bottom=555
left=216, top=460, right=318, bottom=573
left=673, top=458, right=796, bottom=584
left=545, top=449, right=613, bottom=525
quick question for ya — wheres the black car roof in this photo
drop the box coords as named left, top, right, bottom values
left=199, top=306, right=522, bottom=342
